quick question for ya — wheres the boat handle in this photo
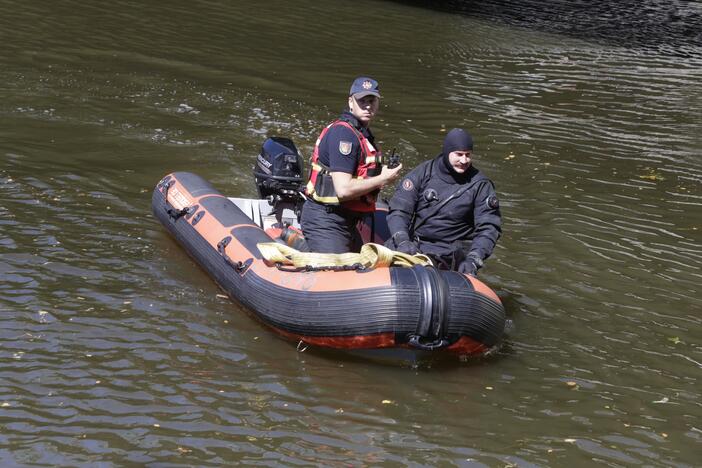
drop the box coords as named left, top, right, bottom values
left=407, top=334, right=450, bottom=351
left=217, top=236, right=252, bottom=275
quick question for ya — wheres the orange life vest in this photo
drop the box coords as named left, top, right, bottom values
left=305, top=120, right=380, bottom=212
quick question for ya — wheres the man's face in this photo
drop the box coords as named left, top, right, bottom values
left=348, top=95, right=379, bottom=124
left=448, top=150, right=472, bottom=173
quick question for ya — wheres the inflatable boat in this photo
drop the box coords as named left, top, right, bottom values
left=152, top=137, right=505, bottom=357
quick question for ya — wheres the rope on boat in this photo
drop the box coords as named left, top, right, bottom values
left=256, top=242, right=434, bottom=270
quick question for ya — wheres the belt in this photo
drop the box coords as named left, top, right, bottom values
left=310, top=199, right=363, bottom=219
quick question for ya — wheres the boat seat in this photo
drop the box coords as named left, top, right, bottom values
left=228, top=197, right=301, bottom=231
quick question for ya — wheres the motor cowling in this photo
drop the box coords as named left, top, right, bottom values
left=253, top=137, right=304, bottom=201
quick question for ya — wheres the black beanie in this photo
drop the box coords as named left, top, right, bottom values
left=440, top=128, right=475, bottom=181
left=442, top=128, right=474, bottom=155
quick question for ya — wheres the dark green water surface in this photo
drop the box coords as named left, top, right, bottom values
left=1, top=0, right=701, bottom=465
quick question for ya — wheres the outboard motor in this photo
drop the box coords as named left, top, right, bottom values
left=253, top=137, right=306, bottom=233
left=254, top=136, right=304, bottom=203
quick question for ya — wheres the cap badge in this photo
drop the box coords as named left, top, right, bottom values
left=339, top=140, right=352, bottom=155
left=362, top=80, right=373, bottom=90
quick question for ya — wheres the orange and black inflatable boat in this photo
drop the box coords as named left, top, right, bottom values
left=152, top=170, right=506, bottom=357
left=153, top=133, right=504, bottom=357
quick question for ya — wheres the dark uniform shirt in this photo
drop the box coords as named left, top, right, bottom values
left=316, top=111, right=376, bottom=175
left=299, top=111, right=378, bottom=254
left=386, top=154, right=502, bottom=262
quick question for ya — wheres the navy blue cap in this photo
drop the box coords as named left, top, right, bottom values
left=349, top=76, right=381, bottom=99
left=442, top=128, right=474, bottom=154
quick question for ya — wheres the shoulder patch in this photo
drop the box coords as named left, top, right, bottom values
left=402, top=179, right=414, bottom=191
left=486, top=195, right=500, bottom=209
left=339, top=140, right=353, bottom=155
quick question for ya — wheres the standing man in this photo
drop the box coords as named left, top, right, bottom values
left=301, top=76, right=402, bottom=253
left=386, top=128, right=501, bottom=275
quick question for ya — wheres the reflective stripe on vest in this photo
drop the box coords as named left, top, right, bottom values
left=305, top=120, right=380, bottom=212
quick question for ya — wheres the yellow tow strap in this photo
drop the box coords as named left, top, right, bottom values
left=257, top=242, right=434, bottom=269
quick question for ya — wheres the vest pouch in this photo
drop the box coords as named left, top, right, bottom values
left=313, top=172, right=340, bottom=205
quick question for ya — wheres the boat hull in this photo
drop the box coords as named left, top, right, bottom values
left=152, top=172, right=505, bottom=356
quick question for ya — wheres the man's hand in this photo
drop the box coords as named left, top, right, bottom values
left=380, top=163, right=402, bottom=185
left=390, top=231, right=418, bottom=255
left=331, top=163, right=402, bottom=201
left=457, top=259, right=478, bottom=276
left=458, top=253, right=483, bottom=276
left=396, top=240, right=419, bottom=255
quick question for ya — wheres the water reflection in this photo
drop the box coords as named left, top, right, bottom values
left=394, top=0, right=702, bottom=53
left=1, top=0, right=702, bottom=465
